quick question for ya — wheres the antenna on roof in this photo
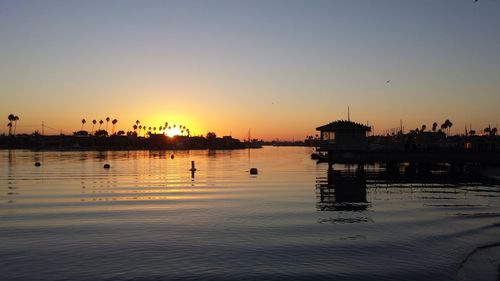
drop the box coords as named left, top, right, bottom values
left=348, top=106, right=350, bottom=121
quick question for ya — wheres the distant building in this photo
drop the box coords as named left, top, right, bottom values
left=316, top=120, right=371, bottom=151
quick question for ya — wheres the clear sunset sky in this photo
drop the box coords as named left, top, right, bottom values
left=1, top=0, right=499, bottom=140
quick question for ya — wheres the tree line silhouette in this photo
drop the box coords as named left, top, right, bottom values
left=130, top=120, right=191, bottom=137
left=77, top=117, right=119, bottom=137
left=411, top=119, right=453, bottom=135
left=3, top=114, right=497, bottom=138
left=75, top=117, right=192, bottom=138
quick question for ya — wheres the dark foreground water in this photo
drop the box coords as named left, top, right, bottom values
left=1, top=147, right=500, bottom=281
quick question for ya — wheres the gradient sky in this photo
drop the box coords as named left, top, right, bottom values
left=1, top=0, right=499, bottom=140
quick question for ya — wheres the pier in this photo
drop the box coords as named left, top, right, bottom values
left=314, top=120, right=500, bottom=174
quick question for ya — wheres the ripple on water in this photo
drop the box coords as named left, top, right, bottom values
left=2, top=148, right=500, bottom=281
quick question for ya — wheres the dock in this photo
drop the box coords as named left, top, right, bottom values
left=314, top=120, right=500, bottom=174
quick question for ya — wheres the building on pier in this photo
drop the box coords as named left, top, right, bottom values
left=316, top=120, right=371, bottom=151
left=314, top=119, right=500, bottom=173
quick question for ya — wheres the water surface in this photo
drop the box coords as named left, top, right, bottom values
left=1, top=147, right=500, bottom=281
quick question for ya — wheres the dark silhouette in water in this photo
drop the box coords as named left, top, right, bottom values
left=316, top=163, right=500, bottom=215
left=316, top=168, right=369, bottom=212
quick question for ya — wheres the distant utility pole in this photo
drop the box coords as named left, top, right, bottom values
left=42, top=121, right=44, bottom=135
left=348, top=106, right=350, bottom=121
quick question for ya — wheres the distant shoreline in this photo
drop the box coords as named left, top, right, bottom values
left=0, top=144, right=314, bottom=152
left=0, top=134, right=264, bottom=151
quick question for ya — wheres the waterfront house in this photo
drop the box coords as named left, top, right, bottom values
left=316, top=120, right=371, bottom=151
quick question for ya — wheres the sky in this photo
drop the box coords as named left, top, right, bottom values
left=1, top=0, right=499, bottom=140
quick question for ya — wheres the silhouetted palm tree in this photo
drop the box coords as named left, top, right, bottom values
left=12, top=115, right=19, bottom=135
left=444, top=119, right=453, bottom=135
left=81, top=119, right=86, bottom=130
left=432, top=122, right=438, bottom=132
left=112, top=119, right=118, bottom=134
left=133, top=124, right=138, bottom=134
left=91, top=120, right=97, bottom=135
left=7, top=114, right=20, bottom=135
left=440, top=122, right=447, bottom=131
left=421, top=124, right=426, bottom=132
left=105, top=117, right=110, bottom=132
left=98, top=120, right=104, bottom=130
left=440, top=120, right=453, bottom=136
left=7, top=122, right=12, bottom=136
left=7, top=114, right=15, bottom=136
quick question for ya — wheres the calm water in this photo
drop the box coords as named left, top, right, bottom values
left=1, top=147, right=500, bottom=281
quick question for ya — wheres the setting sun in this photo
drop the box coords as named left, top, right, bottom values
left=165, top=127, right=181, bottom=137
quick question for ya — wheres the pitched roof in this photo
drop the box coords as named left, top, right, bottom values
left=316, top=120, right=371, bottom=131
